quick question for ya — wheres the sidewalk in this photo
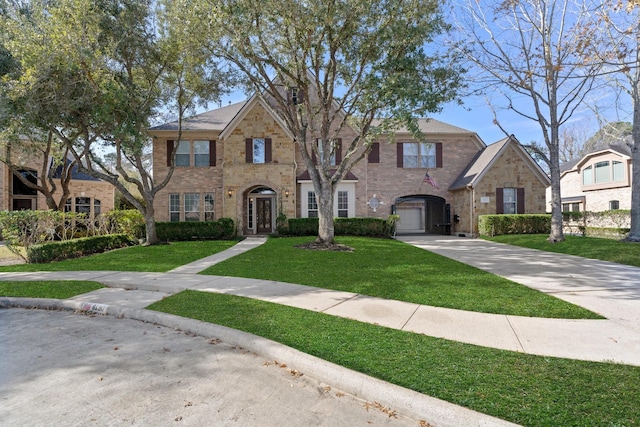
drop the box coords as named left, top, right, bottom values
left=2, top=235, right=639, bottom=366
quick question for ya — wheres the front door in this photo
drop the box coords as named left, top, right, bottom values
left=256, top=198, right=272, bottom=234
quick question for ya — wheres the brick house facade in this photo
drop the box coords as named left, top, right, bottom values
left=546, top=144, right=632, bottom=213
left=0, top=150, right=114, bottom=216
left=151, top=94, right=549, bottom=236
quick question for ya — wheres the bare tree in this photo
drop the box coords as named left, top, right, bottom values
left=454, top=0, right=603, bottom=242
left=592, top=0, right=640, bottom=241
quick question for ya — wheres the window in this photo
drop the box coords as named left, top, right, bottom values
left=613, top=161, right=624, bottom=182
left=248, top=198, right=254, bottom=229
left=337, top=191, right=348, bottom=218
left=496, top=187, right=524, bottom=214
left=12, top=170, right=38, bottom=195
left=184, top=193, right=200, bottom=221
left=253, top=138, right=265, bottom=163
left=169, top=194, right=180, bottom=222
left=582, top=165, right=593, bottom=185
left=204, top=193, right=215, bottom=221
left=307, top=192, right=318, bottom=218
left=610, top=200, right=620, bottom=210
left=94, top=199, right=101, bottom=216
left=502, top=188, right=517, bottom=214
left=194, top=140, right=210, bottom=167
left=399, top=142, right=439, bottom=168
left=317, top=139, right=341, bottom=166
left=563, top=203, right=580, bottom=212
left=175, top=140, right=190, bottom=166
left=583, top=160, right=626, bottom=185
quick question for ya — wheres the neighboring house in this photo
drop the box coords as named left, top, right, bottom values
left=547, top=143, right=632, bottom=212
left=0, top=155, right=115, bottom=217
left=151, top=93, right=549, bottom=236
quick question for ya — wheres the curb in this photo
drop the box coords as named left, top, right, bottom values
left=1, top=297, right=519, bottom=427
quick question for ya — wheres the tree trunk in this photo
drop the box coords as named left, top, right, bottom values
left=143, top=204, right=159, bottom=245
left=547, top=147, right=565, bottom=243
left=627, top=84, right=640, bottom=242
left=315, top=183, right=335, bottom=245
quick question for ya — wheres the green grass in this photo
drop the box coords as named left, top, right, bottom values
left=0, top=280, right=103, bottom=298
left=201, top=237, right=600, bottom=319
left=484, top=234, right=640, bottom=267
left=149, top=290, right=640, bottom=427
left=0, top=240, right=239, bottom=273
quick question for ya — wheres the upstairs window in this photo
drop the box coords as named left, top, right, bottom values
left=582, top=160, right=625, bottom=185
left=167, top=140, right=215, bottom=167
left=397, top=142, right=442, bottom=168
left=246, top=138, right=272, bottom=164
left=316, top=138, right=342, bottom=166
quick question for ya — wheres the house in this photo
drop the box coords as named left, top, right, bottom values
left=547, top=143, right=633, bottom=213
left=150, top=93, right=549, bottom=236
left=0, top=153, right=115, bottom=217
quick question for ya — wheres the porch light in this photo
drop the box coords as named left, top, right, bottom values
left=285, top=189, right=290, bottom=198
left=227, top=190, right=233, bottom=198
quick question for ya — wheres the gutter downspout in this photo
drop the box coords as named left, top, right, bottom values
left=467, top=184, right=474, bottom=237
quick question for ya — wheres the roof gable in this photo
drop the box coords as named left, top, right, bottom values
left=219, top=94, right=295, bottom=141
left=450, top=136, right=550, bottom=190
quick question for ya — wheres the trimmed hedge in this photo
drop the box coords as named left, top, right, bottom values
left=478, top=214, right=551, bottom=236
left=281, top=217, right=397, bottom=238
left=27, top=234, right=135, bottom=264
left=156, top=218, right=236, bottom=241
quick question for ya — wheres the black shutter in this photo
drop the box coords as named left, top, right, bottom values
left=517, top=188, right=525, bottom=214
left=209, top=140, right=216, bottom=166
left=265, top=138, right=272, bottom=163
left=166, top=140, right=174, bottom=167
left=245, top=138, right=253, bottom=163
left=368, top=143, right=380, bottom=163
left=397, top=143, right=403, bottom=168
left=496, top=188, right=504, bottom=214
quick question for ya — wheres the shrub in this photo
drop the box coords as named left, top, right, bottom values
left=282, top=217, right=396, bottom=238
left=156, top=218, right=236, bottom=241
left=27, top=234, right=135, bottom=263
left=104, top=209, right=145, bottom=240
left=478, top=214, right=551, bottom=236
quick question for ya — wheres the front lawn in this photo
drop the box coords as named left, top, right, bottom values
left=149, top=290, right=640, bottom=427
left=201, top=237, right=600, bottom=319
left=0, top=240, right=238, bottom=273
left=484, top=234, right=640, bottom=267
left=0, top=280, right=103, bottom=298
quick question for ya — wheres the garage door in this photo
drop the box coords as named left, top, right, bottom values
left=396, top=207, right=424, bottom=233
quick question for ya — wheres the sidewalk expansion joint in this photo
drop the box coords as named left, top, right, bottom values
left=320, top=293, right=360, bottom=313
left=400, top=305, right=421, bottom=331
left=505, top=316, right=526, bottom=353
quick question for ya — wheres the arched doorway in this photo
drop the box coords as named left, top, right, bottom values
left=245, top=186, right=276, bottom=235
left=393, top=195, right=450, bottom=235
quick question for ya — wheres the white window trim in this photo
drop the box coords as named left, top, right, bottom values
left=300, top=182, right=356, bottom=218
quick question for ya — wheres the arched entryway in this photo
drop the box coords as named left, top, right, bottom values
left=393, top=195, right=450, bottom=235
left=245, top=186, right=277, bottom=235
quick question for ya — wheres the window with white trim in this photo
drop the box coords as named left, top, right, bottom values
left=307, top=192, right=318, bottom=218
left=503, top=188, right=517, bottom=214
left=402, top=142, right=436, bottom=168
left=253, top=138, right=265, bottom=164
left=582, top=160, right=625, bottom=185
left=169, top=194, right=180, bottom=222
left=175, top=140, right=191, bottom=167
left=317, top=139, right=336, bottom=166
left=337, top=191, right=348, bottom=218
left=194, top=140, right=210, bottom=167
left=184, top=193, right=200, bottom=221
left=204, top=193, right=215, bottom=221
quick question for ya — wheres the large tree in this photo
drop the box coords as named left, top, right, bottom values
left=454, top=0, right=603, bottom=243
left=1, top=0, right=232, bottom=244
left=592, top=0, right=640, bottom=241
left=172, top=0, right=463, bottom=246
